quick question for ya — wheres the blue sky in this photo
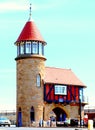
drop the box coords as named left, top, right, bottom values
left=0, top=0, right=95, bottom=110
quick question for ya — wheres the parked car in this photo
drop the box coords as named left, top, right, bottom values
left=70, top=118, right=78, bottom=126
left=0, top=117, right=11, bottom=127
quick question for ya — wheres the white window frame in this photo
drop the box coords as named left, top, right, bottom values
left=55, top=85, right=67, bottom=95
left=79, top=88, right=83, bottom=101
left=32, top=42, right=38, bottom=54
left=17, top=45, right=20, bottom=55
left=20, top=44, right=24, bottom=54
left=39, top=42, right=42, bottom=55
left=25, top=41, right=31, bottom=54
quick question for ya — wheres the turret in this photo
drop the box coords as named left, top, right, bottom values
left=15, top=5, right=46, bottom=126
left=15, top=5, right=46, bottom=60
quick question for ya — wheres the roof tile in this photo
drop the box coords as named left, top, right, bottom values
left=16, top=21, right=45, bottom=43
left=45, top=67, right=86, bottom=87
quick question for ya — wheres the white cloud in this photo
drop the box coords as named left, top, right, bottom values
left=0, top=0, right=79, bottom=13
left=0, top=1, right=41, bottom=14
left=0, top=1, right=28, bottom=12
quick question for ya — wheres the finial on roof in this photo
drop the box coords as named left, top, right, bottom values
left=29, top=3, right=32, bottom=21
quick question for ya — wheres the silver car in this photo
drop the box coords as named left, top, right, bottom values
left=0, top=117, right=11, bottom=127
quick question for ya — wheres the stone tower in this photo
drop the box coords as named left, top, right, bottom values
left=15, top=7, right=46, bottom=126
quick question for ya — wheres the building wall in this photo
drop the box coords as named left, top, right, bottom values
left=16, top=56, right=45, bottom=126
left=44, top=84, right=79, bottom=103
left=44, top=103, right=80, bottom=121
left=16, top=57, right=85, bottom=126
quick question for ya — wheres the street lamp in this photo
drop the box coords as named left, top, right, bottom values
left=79, top=98, right=81, bottom=127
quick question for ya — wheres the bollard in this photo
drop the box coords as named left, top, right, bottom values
left=88, top=120, right=93, bottom=130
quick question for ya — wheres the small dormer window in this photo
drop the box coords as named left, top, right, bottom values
left=32, top=42, right=38, bottom=54
left=37, top=74, right=41, bottom=87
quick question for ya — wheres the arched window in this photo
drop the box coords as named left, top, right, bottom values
left=18, top=107, right=21, bottom=112
left=30, top=106, right=35, bottom=121
left=37, top=74, right=41, bottom=87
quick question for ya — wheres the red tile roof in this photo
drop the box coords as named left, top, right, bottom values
left=45, top=67, right=86, bottom=87
left=16, top=20, right=46, bottom=43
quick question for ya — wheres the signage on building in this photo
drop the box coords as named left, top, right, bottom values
left=59, top=98, right=64, bottom=102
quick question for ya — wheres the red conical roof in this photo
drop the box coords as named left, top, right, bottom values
left=16, top=20, right=46, bottom=43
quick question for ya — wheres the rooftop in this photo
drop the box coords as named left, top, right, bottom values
left=45, top=67, right=86, bottom=87
left=16, top=20, right=46, bottom=43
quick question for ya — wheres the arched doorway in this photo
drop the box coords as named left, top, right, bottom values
left=53, top=107, right=67, bottom=122
left=30, top=106, right=35, bottom=122
left=17, top=107, right=22, bottom=127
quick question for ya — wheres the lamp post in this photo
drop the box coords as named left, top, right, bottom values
left=79, top=98, right=81, bottom=127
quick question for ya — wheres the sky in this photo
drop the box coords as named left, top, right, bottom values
left=0, top=0, right=95, bottom=111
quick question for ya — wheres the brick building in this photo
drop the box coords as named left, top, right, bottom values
left=14, top=7, right=87, bottom=127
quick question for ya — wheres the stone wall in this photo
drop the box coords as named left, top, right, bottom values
left=44, top=103, right=81, bottom=121
left=16, top=56, right=45, bottom=126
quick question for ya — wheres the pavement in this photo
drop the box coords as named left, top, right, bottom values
left=0, top=127, right=91, bottom=130
left=0, top=127, right=94, bottom=130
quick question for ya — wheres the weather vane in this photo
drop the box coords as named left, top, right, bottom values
left=29, top=3, right=32, bottom=21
